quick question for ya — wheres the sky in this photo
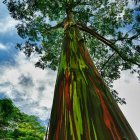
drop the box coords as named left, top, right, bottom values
left=0, top=0, right=140, bottom=138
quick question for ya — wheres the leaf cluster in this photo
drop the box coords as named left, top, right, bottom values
left=0, top=98, right=46, bottom=139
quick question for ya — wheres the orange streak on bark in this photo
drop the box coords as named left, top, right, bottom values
left=58, top=81, right=63, bottom=112
left=55, top=116, right=63, bottom=140
left=83, top=46, right=127, bottom=129
left=55, top=105, right=63, bottom=140
left=97, top=90, right=121, bottom=140
left=55, top=81, right=63, bottom=140
left=89, top=76, right=121, bottom=140
left=80, top=47, right=101, bottom=80
left=65, top=67, right=71, bottom=111
left=55, top=122, right=59, bottom=140
left=84, top=48, right=95, bottom=68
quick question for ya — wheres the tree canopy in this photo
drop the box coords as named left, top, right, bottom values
left=0, top=98, right=46, bottom=139
left=3, top=0, right=140, bottom=104
left=3, top=0, right=140, bottom=86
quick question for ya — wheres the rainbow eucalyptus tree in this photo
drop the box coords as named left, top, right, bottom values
left=4, top=0, right=140, bottom=139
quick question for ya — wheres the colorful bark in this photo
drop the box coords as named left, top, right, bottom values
left=46, top=25, right=138, bottom=140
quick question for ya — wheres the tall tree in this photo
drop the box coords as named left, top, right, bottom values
left=4, top=0, right=140, bottom=139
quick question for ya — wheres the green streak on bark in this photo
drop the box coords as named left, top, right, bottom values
left=73, top=81, right=83, bottom=140
left=92, top=121, right=98, bottom=140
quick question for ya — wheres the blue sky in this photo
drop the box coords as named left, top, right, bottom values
left=0, top=0, right=140, bottom=138
left=0, top=1, right=57, bottom=123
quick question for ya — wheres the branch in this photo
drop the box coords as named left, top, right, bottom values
left=129, top=33, right=139, bottom=40
left=114, top=30, right=139, bottom=43
left=113, top=29, right=133, bottom=43
left=101, top=52, right=116, bottom=71
left=77, top=23, right=140, bottom=67
left=41, top=21, right=64, bottom=34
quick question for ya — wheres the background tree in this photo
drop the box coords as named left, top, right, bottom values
left=3, top=0, right=140, bottom=140
left=0, top=98, right=46, bottom=139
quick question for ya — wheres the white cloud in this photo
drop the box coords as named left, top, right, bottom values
left=0, top=43, right=7, bottom=50
left=113, top=71, right=140, bottom=139
left=127, top=0, right=138, bottom=9
left=0, top=51, right=57, bottom=121
left=0, top=16, right=19, bottom=33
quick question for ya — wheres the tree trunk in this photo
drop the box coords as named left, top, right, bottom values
left=46, top=25, right=138, bottom=140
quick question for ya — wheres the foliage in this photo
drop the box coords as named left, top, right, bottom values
left=3, top=1, right=140, bottom=102
left=0, top=98, right=46, bottom=139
